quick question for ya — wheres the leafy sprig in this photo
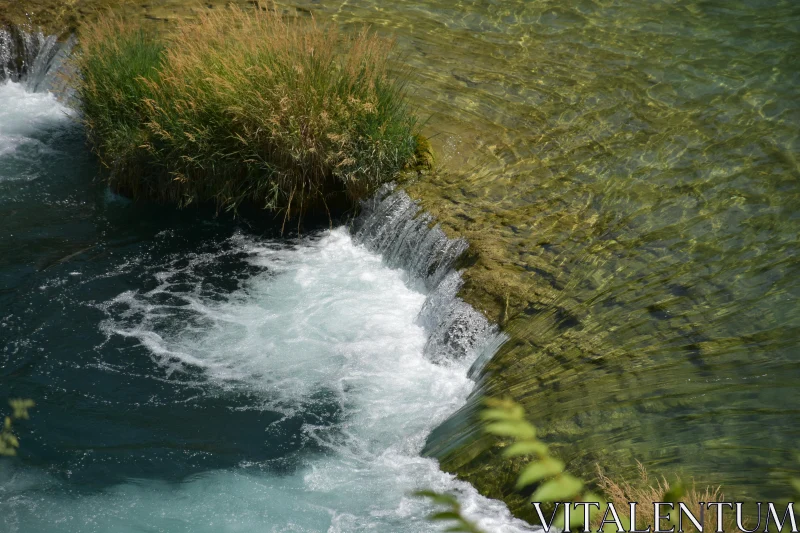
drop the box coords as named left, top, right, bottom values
left=481, top=398, right=605, bottom=530
left=0, top=398, right=35, bottom=456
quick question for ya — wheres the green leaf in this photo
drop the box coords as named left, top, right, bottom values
left=481, top=401, right=524, bottom=420
left=413, top=490, right=459, bottom=507
left=552, top=512, right=567, bottom=531
left=516, top=457, right=565, bottom=489
left=662, top=482, right=684, bottom=505
left=9, top=399, right=34, bottom=420
left=431, top=512, right=462, bottom=521
left=571, top=507, right=590, bottom=528
left=791, top=478, right=800, bottom=495
left=531, top=474, right=584, bottom=502
left=480, top=408, right=518, bottom=422
left=580, top=492, right=605, bottom=508
left=484, top=398, right=523, bottom=414
left=484, top=421, right=536, bottom=439
left=578, top=492, right=606, bottom=525
left=549, top=503, right=592, bottom=531
left=503, top=440, right=549, bottom=458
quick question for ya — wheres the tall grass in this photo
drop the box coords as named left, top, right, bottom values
left=594, top=462, right=741, bottom=533
left=74, top=6, right=418, bottom=219
left=76, top=19, right=164, bottom=185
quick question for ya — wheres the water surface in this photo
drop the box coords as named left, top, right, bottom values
left=2, top=0, right=799, bottom=523
left=279, top=0, right=800, bottom=504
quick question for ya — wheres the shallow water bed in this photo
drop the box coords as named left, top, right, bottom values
left=274, top=0, right=800, bottom=513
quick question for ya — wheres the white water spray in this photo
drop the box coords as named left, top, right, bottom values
left=3, top=228, right=532, bottom=532
left=0, top=81, right=71, bottom=160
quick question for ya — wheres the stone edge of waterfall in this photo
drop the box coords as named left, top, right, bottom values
left=350, top=183, right=504, bottom=377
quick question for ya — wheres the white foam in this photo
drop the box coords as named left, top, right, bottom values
left=2, top=228, right=534, bottom=532
left=0, top=81, right=71, bottom=158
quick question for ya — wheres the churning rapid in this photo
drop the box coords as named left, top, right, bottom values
left=0, top=36, right=531, bottom=532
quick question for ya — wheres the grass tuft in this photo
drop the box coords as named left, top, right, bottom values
left=594, top=462, right=742, bottom=533
left=73, top=5, right=419, bottom=219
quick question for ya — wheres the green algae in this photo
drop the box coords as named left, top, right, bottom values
left=382, top=0, right=799, bottom=520
left=409, top=134, right=436, bottom=172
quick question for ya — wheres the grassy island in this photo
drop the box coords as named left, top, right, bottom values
left=74, top=7, right=420, bottom=219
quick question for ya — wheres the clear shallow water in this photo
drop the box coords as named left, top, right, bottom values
left=0, top=82, right=533, bottom=532
left=275, top=0, right=800, bottom=505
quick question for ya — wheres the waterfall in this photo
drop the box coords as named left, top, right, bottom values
left=0, top=25, right=75, bottom=96
left=352, top=183, right=503, bottom=372
left=0, top=25, right=502, bottom=376
left=0, top=77, right=536, bottom=528
left=0, top=23, right=518, bottom=523
left=0, top=24, right=507, bottom=379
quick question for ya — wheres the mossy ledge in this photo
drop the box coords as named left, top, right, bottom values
left=402, top=169, right=692, bottom=525
left=398, top=173, right=558, bottom=524
left=72, top=7, right=423, bottom=221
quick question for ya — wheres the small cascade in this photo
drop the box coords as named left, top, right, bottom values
left=352, top=184, right=502, bottom=369
left=353, top=184, right=468, bottom=291
left=0, top=25, right=75, bottom=96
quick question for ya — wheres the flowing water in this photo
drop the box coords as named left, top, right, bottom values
left=1, top=0, right=799, bottom=527
left=0, top=62, right=533, bottom=531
